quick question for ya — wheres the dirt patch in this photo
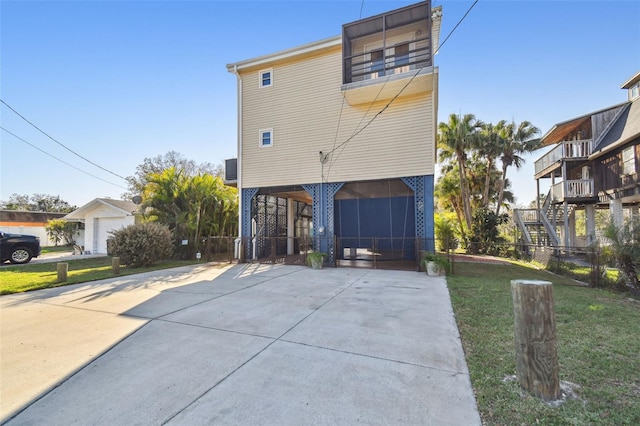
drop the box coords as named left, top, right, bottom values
left=451, top=254, right=510, bottom=265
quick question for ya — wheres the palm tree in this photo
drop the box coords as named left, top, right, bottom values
left=438, top=113, right=483, bottom=230
left=495, top=121, right=541, bottom=215
left=477, top=121, right=506, bottom=208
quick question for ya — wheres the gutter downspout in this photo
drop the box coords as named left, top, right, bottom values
left=230, top=64, right=243, bottom=239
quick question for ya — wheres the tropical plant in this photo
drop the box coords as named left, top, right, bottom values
left=306, top=251, right=327, bottom=269
left=438, top=113, right=483, bottom=231
left=45, top=219, right=78, bottom=246
left=495, top=121, right=541, bottom=215
left=603, top=217, right=640, bottom=293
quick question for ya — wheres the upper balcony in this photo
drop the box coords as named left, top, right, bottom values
left=534, top=139, right=593, bottom=179
left=341, top=1, right=434, bottom=106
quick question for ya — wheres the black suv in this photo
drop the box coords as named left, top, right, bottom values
left=0, top=231, right=41, bottom=264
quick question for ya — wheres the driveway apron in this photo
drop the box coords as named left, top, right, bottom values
left=1, top=263, right=481, bottom=425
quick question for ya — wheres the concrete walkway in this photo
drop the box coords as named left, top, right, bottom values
left=0, top=263, right=480, bottom=425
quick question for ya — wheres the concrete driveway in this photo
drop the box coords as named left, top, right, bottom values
left=0, top=263, right=480, bottom=425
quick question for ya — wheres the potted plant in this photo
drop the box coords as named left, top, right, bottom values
left=306, top=251, right=327, bottom=269
left=421, top=252, right=449, bottom=276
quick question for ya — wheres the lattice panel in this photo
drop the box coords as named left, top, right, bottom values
left=242, top=188, right=258, bottom=238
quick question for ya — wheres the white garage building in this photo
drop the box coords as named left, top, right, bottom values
left=64, top=198, right=139, bottom=254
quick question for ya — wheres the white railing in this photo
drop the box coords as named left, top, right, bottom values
left=534, top=139, right=593, bottom=175
left=551, top=179, right=594, bottom=201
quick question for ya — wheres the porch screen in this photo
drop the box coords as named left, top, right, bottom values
left=334, top=179, right=415, bottom=261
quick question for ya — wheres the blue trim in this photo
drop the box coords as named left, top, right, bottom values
left=241, top=188, right=259, bottom=258
left=401, top=175, right=434, bottom=251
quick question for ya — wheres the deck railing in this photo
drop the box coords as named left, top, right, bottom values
left=344, top=36, right=432, bottom=84
left=534, top=139, right=593, bottom=175
left=551, top=179, right=594, bottom=201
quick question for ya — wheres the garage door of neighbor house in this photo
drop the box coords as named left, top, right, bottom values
left=94, top=218, right=125, bottom=254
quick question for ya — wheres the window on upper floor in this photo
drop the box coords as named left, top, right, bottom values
left=259, top=69, right=272, bottom=88
left=630, top=82, right=639, bottom=100
left=259, top=129, right=273, bottom=147
left=622, top=146, right=636, bottom=175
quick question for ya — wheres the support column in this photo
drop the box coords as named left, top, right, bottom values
left=287, top=198, right=294, bottom=255
left=610, top=199, right=623, bottom=229
left=568, top=208, right=576, bottom=247
left=241, top=188, right=259, bottom=260
left=563, top=201, right=569, bottom=247
left=301, top=182, right=344, bottom=263
left=585, top=204, right=596, bottom=245
left=401, top=175, right=435, bottom=252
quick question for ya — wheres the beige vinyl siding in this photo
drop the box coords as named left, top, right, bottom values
left=240, top=48, right=435, bottom=188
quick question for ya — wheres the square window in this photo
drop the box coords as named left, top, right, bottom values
left=259, top=69, right=272, bottom=88
left=259, top=129, right=273, bottom=147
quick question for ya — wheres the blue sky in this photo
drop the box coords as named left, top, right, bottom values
left=1, top=0, right=638, bottom=209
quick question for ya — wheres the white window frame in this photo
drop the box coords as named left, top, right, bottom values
left=259, top=69, right=273, bottom=88
left=622, top=146, right=636, bottom=175
left=259, top=128, right=273, bottom=148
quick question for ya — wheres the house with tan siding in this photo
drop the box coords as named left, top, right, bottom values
left=226, top=1, right=441, bottom=266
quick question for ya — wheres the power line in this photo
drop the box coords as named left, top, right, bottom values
left=325, top=0, right=479, bottom=160
left=1, top=126, right=128, bottom=190
left=0, top=99, right=128, bottom=181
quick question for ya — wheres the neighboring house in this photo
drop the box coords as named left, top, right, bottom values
left=0, top=210, right=70, bottom=246
left=64, top=198, right=139, bottom=254
left=225, top=1, right=442, bottom=266
left=515, top=71, right=640, bottom=247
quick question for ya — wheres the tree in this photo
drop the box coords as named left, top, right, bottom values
left=124, top=151, right=223, bottom=200
left=1, top=193, right=76, bottom=212
left=45, top=219, right=79, bottom=246
left=495, top=121, right=541, bottom=215
left=477, top=121, right=506, bottom=208
left=141, top=166, right=238, bottom=254
left=438, top=113, right=483, bottom=231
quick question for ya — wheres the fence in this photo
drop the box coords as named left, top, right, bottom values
left=234, top=236, right=437, bottom=271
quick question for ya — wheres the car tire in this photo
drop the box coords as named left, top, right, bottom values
left=9, top=247, right=33, bottom=264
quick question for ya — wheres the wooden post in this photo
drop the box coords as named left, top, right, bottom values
left=112, top=257, right=120, bottom=276
left=57, top=263, right=68, bottom=282
left=511, top=279, right=560, bottom=401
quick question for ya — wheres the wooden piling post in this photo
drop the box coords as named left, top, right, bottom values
left=112, top=257, right=120, bottom=276
left=511, top=279, right=560, bottom=401
left=57, top=263, right=68, bottom=282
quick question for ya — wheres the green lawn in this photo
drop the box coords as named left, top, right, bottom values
left=0, top=257, right=207, bottom=295
left=448, top=261, right=640, bottom=425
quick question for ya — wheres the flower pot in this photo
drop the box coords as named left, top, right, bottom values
left=426, top=260, right=441, bottom=276
left=310, top=257, right=324, bottom=269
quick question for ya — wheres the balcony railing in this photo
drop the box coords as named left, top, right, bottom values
left=534, top=139, right=593, bottom=175
left=343, top=38, right=432, bottom=84
left=551, top=179, right=594, bottom=202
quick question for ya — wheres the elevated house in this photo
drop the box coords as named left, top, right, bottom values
left=226, top=1, right=441, bottom=267
left=515, top=71, right=640, bottom=247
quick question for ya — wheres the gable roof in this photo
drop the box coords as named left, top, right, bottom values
left=539, top=102, right=629, bottom=147
left=591, top=97, right=640, bottom=159
left=64, top=198, right=138, bottom=220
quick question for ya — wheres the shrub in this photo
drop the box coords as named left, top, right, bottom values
left=109, top=222, right=173, bottom=267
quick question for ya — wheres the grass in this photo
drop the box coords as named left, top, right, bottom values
left=0, top=257, right=205, bottom=295
left=447, top=261, right=640, bottom=425
left=40, top=245, right=74, bottom=255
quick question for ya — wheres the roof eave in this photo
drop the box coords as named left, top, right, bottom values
left=226, top=35, right=342, bottom=73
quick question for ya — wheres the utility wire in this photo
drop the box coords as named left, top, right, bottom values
left=0, top=99, right=128, bottom=181
left=1, top=127, right=128, bottom=190
left=325, top=0, right=479, bottom=158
